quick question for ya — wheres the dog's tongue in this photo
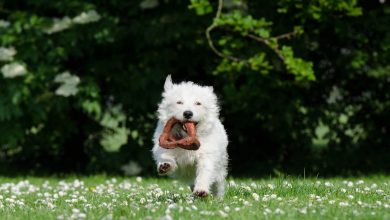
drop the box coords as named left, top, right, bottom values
left=183, top=121, right=196, bottom=136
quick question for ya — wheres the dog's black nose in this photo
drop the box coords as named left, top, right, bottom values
left=183, top=111, right=193, bottom=119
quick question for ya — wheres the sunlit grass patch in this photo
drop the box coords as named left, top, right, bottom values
left=0, top=176, right=389, bottom=219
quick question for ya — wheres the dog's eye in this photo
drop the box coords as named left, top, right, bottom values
left=176, top=101, right=183, bottom=104
left=195, top=101, right=201, bottom=106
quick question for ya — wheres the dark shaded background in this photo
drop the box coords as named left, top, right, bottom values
left=0, top=0, right=389, bottom=177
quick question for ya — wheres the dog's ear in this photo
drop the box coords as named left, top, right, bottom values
left=207, top=86, right=214, bottom=93
left=164, top=75, right=173, bottom=91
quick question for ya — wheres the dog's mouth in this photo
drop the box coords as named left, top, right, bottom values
left=179, top=120, right=197, bottom=137
left=159, top=117, right=200, bottom=150
left=180, top=120, right=198, bottom=132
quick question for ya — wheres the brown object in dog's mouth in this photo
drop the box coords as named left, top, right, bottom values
left=159, top=117, right=200, bottom=150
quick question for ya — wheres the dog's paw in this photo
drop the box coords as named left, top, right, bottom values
left=158, top=162, right=172, bottom=175
left=193, top=189, right=209, bottom=198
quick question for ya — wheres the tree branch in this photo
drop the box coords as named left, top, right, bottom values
left=247, top=34, right=284, bottom=61
left=205, top=0, right=298, bottom=63
left=274, top=30, right=297, bottom=40
left=205, top=0, right=243, bottom=62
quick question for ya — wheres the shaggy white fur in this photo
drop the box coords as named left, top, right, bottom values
left=152, top=75, right=228, bottom=198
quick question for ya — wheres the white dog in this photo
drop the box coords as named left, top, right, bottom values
left=152, top=75, right=228, bottom=198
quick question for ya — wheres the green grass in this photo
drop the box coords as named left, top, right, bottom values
left=0, top=176, right=389, bottom=220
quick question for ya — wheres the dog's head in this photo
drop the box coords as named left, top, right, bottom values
left=157, top=75, right=219, bottom=123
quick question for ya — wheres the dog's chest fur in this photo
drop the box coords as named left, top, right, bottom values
left=173, top=147, right=198, bottom=166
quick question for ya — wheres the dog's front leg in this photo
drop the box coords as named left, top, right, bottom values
left=152, top=147, right=177, bottom=175
left=193, top=157, right=214, bottom=197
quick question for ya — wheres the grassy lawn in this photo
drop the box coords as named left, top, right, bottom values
left=0, top=175, right=389, bottom=220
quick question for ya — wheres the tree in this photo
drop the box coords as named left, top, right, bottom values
left=0, top=0, right=389, bottom=176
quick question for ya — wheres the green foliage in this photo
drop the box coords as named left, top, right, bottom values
left=247, top=53, right=272, bottom=74
left=280, top=46, right=315, bottom=81
left=99, top=105, right=129, bottom=152
left=189, top=0, right=213, bottom=15
left=205, top=2, right=315, bottom=80
left=215, top=11, right=272, bottom=36
left=0, top=0, right=389, bottom=176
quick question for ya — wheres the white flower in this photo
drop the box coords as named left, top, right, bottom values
left=0, top=20, right=10, bottom=28
left=54, top=71, right=80, bottom=84
left=252, top=193, right=259, bottom=201
left=219, top=210, right=228, bottom=218
left=121, top=161, right=142, bottom=176
left=1, top=62, right=27, bottom=78
left=54, top=71, right=80, bottom=97
left=47, top=202, right=55, bottom=209
left=159, top=215, right=173, bottom=220
left=267, top=184, right=275, bottom=189
left=73, top=10, right=101, bottom=24
left=0, top=47, right=17, bottom=61
left=243, top=200, right=251, bottom=206
left=324, top=182, right=333, bottom=187
left=339, top=201, right=349, bottom=207
left=242, top=185, right=251, bottom=191
left=299, top=207, right=307, bottom=214
left=167, top=204, right=176, bottom=209
left=275, top=208, right=285, bottom=214
left=55, top=84, right=79, bottom=97
left=44, top=192, right=51, bottom=198
left=356, top=180, right=364, bottom=185
left=45, top=17, right=72, bottom=34
left=136, top=177, right=142, bottom=182
left=283, top=181, right=292, bottom=188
